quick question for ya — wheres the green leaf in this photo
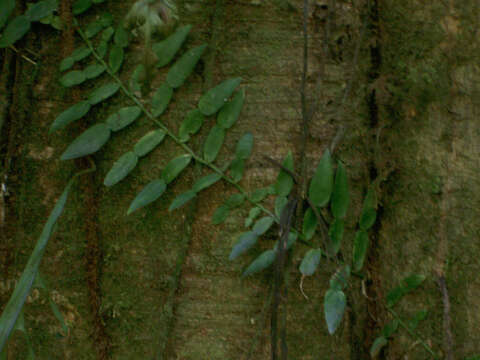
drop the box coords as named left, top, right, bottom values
left=178, top=109, right=204, bottom=142
left=386, top=274, right=426, bottom=308
left=25, top=0, right=57, bottom=22
left=352, top=230, right=369, bottom=272
left=60, top=123, right=111, bottom=160
left=331, top=161, right=349, bottom=219
left=169, top=191, right=196, bottom=211
left=59, top=57, right=75, bottom=72
left=129, top=64, right=146, bottom=96
left=329, top=265, right=350, bottom=291
left=192, top=173, right=222, bottom=193
left=225, top=193, right=245, bottom=208
left=166, top=44, right=207, bottom=88
left=127, top=179, right=166, bottom=215
left=104, top=152, right=138, bottom=187
left=203, top=125, right=225, bottom=163
left=252, top=216, right=274, bottom=236
left=245, top=207, right=261, bottom=228
left=83, top=64, right=106, bottom=80
left=109, top=45, right=124, bottom=73
left=229, top=158, right=244, bottom=183
left=98, top=12, right=113, bottom=27
left=106, top=106, right=142, bottom=132
left=370, top=337, right=388, bottom=358
left=153, top=24, right=192, bottom=68
left=50, top=101, right=91, bottom=133
left=217, top=89, right=245, bottom=129
left=381, top=319, right=399, bottom=338
left=229, top=231, right=258, bottom=260
left=212, top=205, right=229, bottom=225
left=198, top=78, right=242, bottom=116
left=96, top=40, right=108, bottom=58
left=250, top=187, right=270, bottom=202
left=324, top=289, right=346, bottom=334
left=72, top=0, right=92, bottom=15
left=407, top=310, right=427, bottom=330
left=242, top=249, right=276, bottom=277
left=151, top=83, right=173, bottom=117
left=85, top=20, right=103, bottom=38
left=162, top=154, right=192, bottom=184
left=302, top=208, right=317, bottom=240
left=71, top=46, right=91, bottom=61
left=235, top=132, right=253, bottom=160
left=274, top=196, right=288, bottom=218
left=102, top=26, right=114, bottom=42
left=359, top=187, right=377, bottom=230
left=328, top=218, right=344, bottom=255
left=273, top=232, right=297, bottom=252
left=0, top=0, right=15, bottom=30
left=385, top=287, right=406, bottom=308
left=299, top=248, right=322, bottom=276
left=88, top=82, right=120, bottom=105
left=402, top=274, right=426, bottom=291
left=0, top=182, right=71, bottom=351
left=133, top=129, right=166, bottom=157
left=59, top=70, right=86, bottom=87
left=274, top=151, right=294, bottom=196
left=114, top=26, right=129, bottom=48
left=464, top=357, right=480, bottom=360
left=309, top=149, right=333, bottom=207
left=0, top=16, right=31, bottom=48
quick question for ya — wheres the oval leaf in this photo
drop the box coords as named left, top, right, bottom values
left=0, top=16, right=31, bottom=48
left=229, top=158, right=244, bottom=183
left=85, top=20, right=103, bottom=38
left=71, top=46, right=91, bottom=61
left=192, top=173, right=222, bottom=193
left=151, top=83, right=173, bottom=117
left=0, top=0, right=15, bottom=30
left=331, top=161, right=349, bottom=219
left=245, top=207, right=261, bottom=228
left=109, top=45, right=124, bottom=73
left=60, top=123, right=111, bottom=160
left=370, top=337, right=388, bottom=358
left=252, top=216, right=274, bottom=236
left=352, top=230, right=369, bottom=272
left=359, top=187, right=377, bottom=230
left=299, top=248, right=322, bottom=276
left=309, top=149, right=333, bottom=207
left=133, top=129, right=166, bottom=157
left=225, top=193, right=245, bottom=208
left=162, top=154, right=192, bottom=184
left=212, top=204, right=229, bottom=225
left=217, top=89, right=245, bottom=129
left=72, top=0, right=92, bottom=15
left=242, top=249, right=276, bottom=277
left=60, top=70, right=86, bottom=87
left=324, top=289, right=346, bottom=334
left=178, top=109, right=204, bottom=142
left=104, top=152, right=138, bottom=187
left=83, top=64, right=106, bottom=79
left=198, top=78, right=242, bottom=116
left=50, top=101, right=91, bottom=133
left=203, top=125, right=225, bottom=163
left=328, top=218, right=344, bottom=255
left=274, top=196, right=288, bottom=219
left=235, top=132, right=253, bottom=160
left=127, top=179, right=166, bottom=215
left=229, top=231, right=258, bottom=260
left=88, top=82, right=120, bottom=105
left=153, top=24, right=192, bottom=68
left=166, top=44, right=207, bottom=88
left=169, top=190, right=196, bottom=211
left=303, top=208, right=317, bottom=241
left=106, top=106, right=142, bottom=132
left=114, top=26, right=129, bottom=48
left=274, top=151, right=294, bottom=196
left=96, top=40, right=108, bottom=58
left=25, top=0, right=57, bottom=22
left=382, top=319, right=399, bottom=338
left=59, top=57, right=75, bottom=72
left=102, top=26, right=115, bottom=42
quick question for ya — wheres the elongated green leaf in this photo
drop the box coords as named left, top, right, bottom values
left=252, top=216, right=274, bottom=236
left=0, top=0, right=15, bottom=30
left=217, top=89, right=245, bottom=129
left=229, top=158, right=244, bottom=183
left=98, top=12, right=113, bottom=27
left=359, top=187, right=377, bottom=230
left=151, top=83, right=173, bottom=117
left=225, top=193, right=245, bottom=208
left=109, top=45, right=124, bottom=73
left=385, top=287, right=406, bottom=308
left=114, top=26, right=129, bottom=48
left=274, top=196, right=288, bottom=218
left=229, top=231, right=258, bottom=260
left=104, top=151, right=138, bottom=187
left=309, top=149, right=333, bottom=207
left=166, top=44, right=207, bottom=88
left=324, top=289, right=346, bottom=334
left=0, top=16, right=31, bottom=48
left=402, top=274, right=426, bottom=291
left=61, top=123, right=111, bottom=160
left=203, top=125, right=225, bottom=163
left=59, top=57, right=75, bottom=72
left=50, top=101, right=91, bottom=133
left=88, top=82, right=120, bottom=105
left=302, top=208, right=317, bottom=241
left=329, top=266, right=350, bottom=291
left=407, top=310, right=427, bottom=331
left=85, top=20, right=103, bottom=38
left=60, top=70, right=86, bottom=87
left=96, top=40, right=108, bottom=58
left=25, top=0, right=57, bottom=22
left=83, top=64, right=106, bottom=80
left=0, top=182, right=71, bottom=352
left=178, top=109, right=204, bottom=142
left=72, top=0, right=92, bottom=15
left=245, top=207, right=261, bottom=228
left=198, top=78, right=242, bottom=116
left=106, top=106, right=142, bottom=132
left=169, top=190, right=196, bottom=211
left=212, top=204, right=229, bottom=224
left=370, top=337, right=388, bottom=358
left=250, top=187, right=271, bottom=202
left=71, top=46, right=91, bottom=61
left=328, top=218, right=344, bottom=255
left=102, top=26, right=114, bottom=42
left=352, top=230, right=369, bottom=272
left=274, top=151, right=294, bottom=196
left=385, top=275, right=426, bottom=308
left=162, top=154, right=192, bottom=184
left=242, top=249, right=276, bottom=277
left=129, top=64, right=146, bottom=96
left=299, top=248, right=322, bottom=276
left=235, top=133, right=253, bottom=160
left=192, top=173, right=222, bottom=193
left=133, top=129, right=166, bottom=157
left=331, top=161, right=349, bottom=219
left=127, top=179, right=166, bottom=215
left=153, top=24, right=192, bottom=68
left=382, top=319, right=399, bottom=338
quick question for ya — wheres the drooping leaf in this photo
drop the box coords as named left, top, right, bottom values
left=169, top=190, right=196, bottom=211
left=96, top=40, right=108, bottom=58
left=88, top=82, right=120, bottom=105
left=71, top=46, right=91, bottom=61
left=381, top=319, right=399, bottom=338
left=331, top=161, right=349, bottom=219
left=59, top=70, right=86, bottom=87
left=359, top=187, right=377, bottom=230
left=203, top=125, right=225, bottom=163
left=309, top=149, right=333, bottom=207
left=274, top=196, right=288, bottom=218
left=106, top=106, right=142, bottom=132
left=114, top=26, right=129, bottom=48
left=324, top=289, right=346, bottom=334
left=133, top=129, right=166, bottom=157
left=370, top=337, right=388, bottom=358
left=166, top=44, right=207, bottom=88
left=25, top=0, right=57, bottom=22
left=252, top=216, right=274, bottom=236
left=328, top=218, right=344, bottom=255
left=83, top=64, right=106, bottom=79
left=109, top=45, right=124, bottom=73
left=299, top=248, right=322, bottom=276
left=104, top=151, right=138, bottom=187
left=0, top=16, right=31, bottom=48
left=385, top=275, right=426, bottom=308
left=217, top=89, right=245, bottom=129
left=245, top=207, right=261, bottom=228
left=407, top=310, right=427, bottom=331
left=229, top=158, right=244, bottom=183
left=302, top=207, right=317, bottom=241
left=192, top=173, right=222, bottom=193
left=250, top=187, right=271, bottom=202
left=60, top=123, right=111, bottom=160
left=198, top=78, right=242, bottom=116
left=0, top=0, right=15, bottom=30
left=59, top=57, right=75, bottom=72
left=50, top=101, right=91, bottom=133
left=102, top=26, right=114, bottom=42
left=72, top=0, right=92, bottom=15
left=235, top=132, right=253, bottom=160
left=85, top=20, right=103, bottom=38
left=162, top=154, right=192, bottom=184
left=329, top=265, right=350, bottom=291
left=178, top=109, right=204, bottom=142
left=274, top=151, right=294, bottom=197
left=212, top=205, right=229, bottom=225
left=127, top=179, right=166, bottom=215
left=352, top=230, right=369, bottom=272
left=229, top=231, right=258, bottom=260
left=242, top=249, right=276, bottom=277
left=153, top=24, right=192, bottom=68
left=224, top=193, right=245, bottom=208
left=151, top=83, right=173, bottom=117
